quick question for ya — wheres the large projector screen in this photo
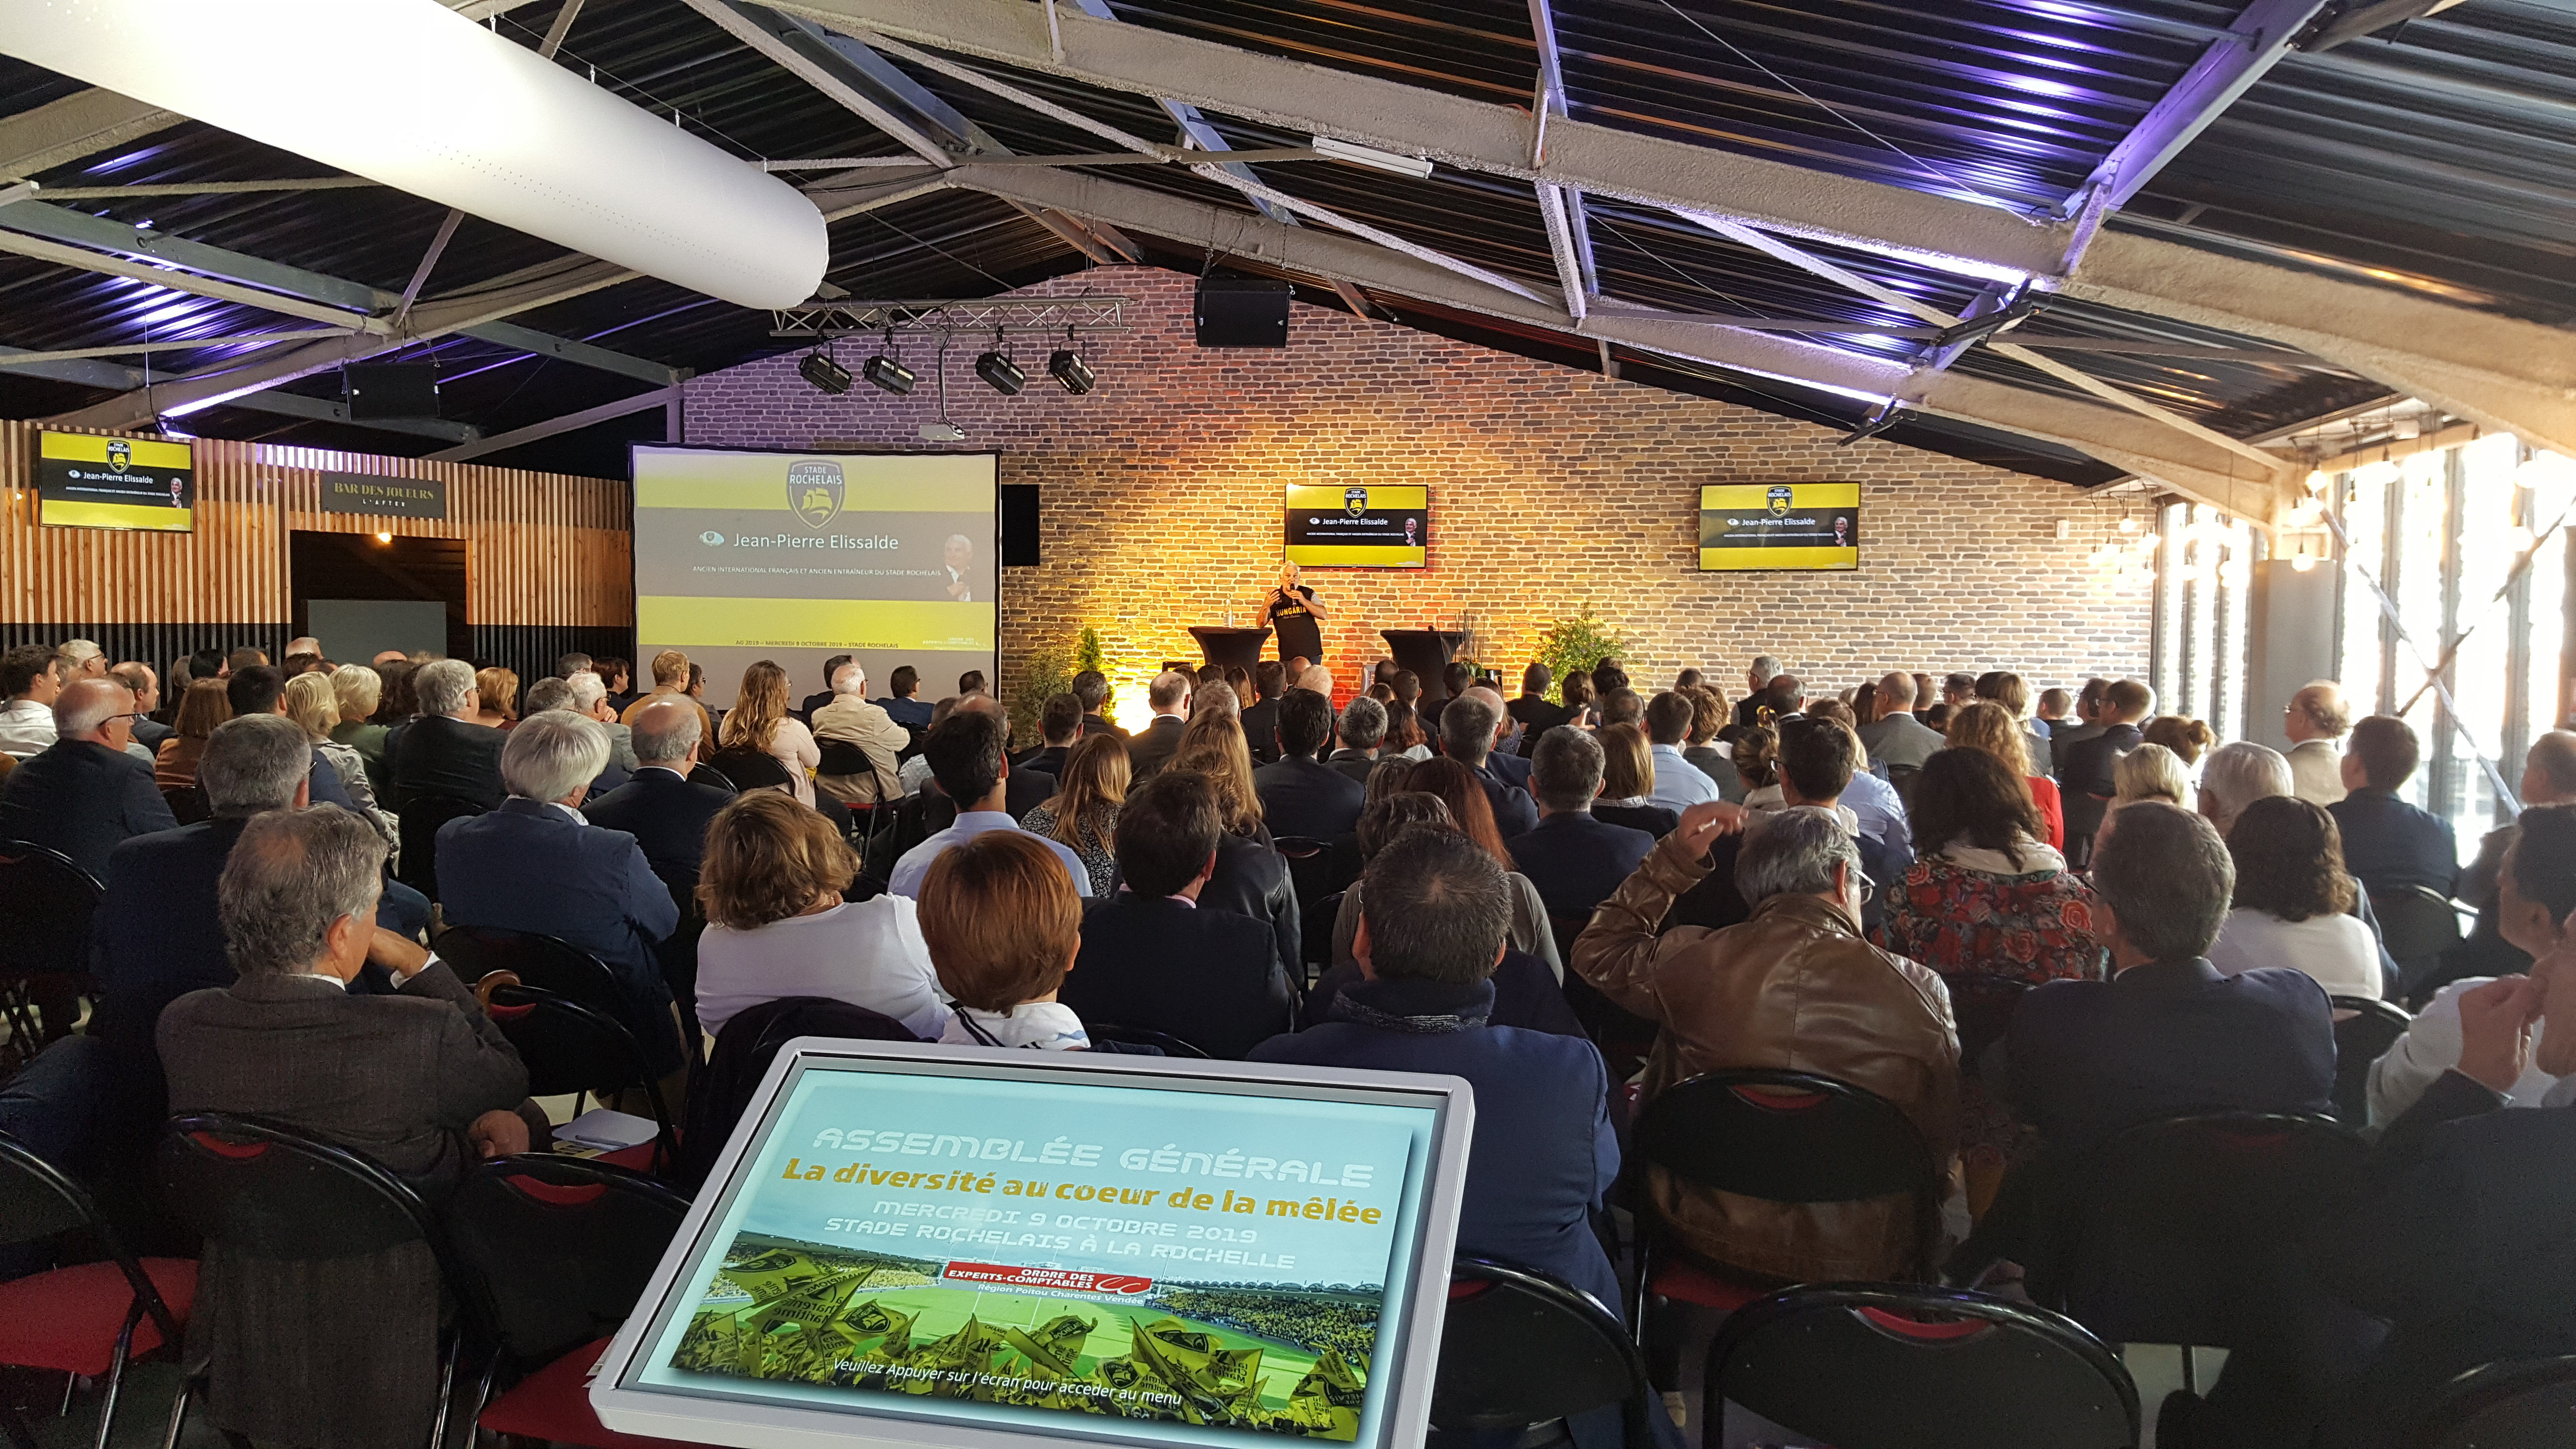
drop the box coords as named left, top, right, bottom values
left=633, top=447, right=998, bottom=710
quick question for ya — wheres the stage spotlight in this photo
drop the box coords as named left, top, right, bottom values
left=860, top=354, right=916, bottom=395
left=797, top=349, right=851, bottom=395
left=974, top=347, right=1026, bottom=396
left=1047, top=348, right=1095, bottom=394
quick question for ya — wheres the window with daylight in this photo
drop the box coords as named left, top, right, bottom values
left=2150, top=502, right=2254, bottom=746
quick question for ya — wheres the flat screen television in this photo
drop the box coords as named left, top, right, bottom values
left=1698, top=483, right=1858, bottom=571
left=1284, top=484, right=1426, bottom=569
left=36, top=430, right=195, bottom=531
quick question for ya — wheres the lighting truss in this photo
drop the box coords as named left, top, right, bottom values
left=771, top=297, right=1129, bottom=340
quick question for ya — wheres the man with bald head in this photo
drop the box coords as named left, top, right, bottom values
left=1462, top=684, right=1534, bottom=792
left=1856, top=669, right=1944, bottom=770
left=2284, top=680, right=2354, bottom=806
left=581, top=697, right=736, bottom=881
left=0, top=677, right=178, bottom=878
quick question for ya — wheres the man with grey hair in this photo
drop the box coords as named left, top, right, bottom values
left=1736, top=654, right=1784, bottom=727
left=111, top=660, right=173, bottom=749
left=1857, top=669, right=1943, bottom=770
left=389, top=656, right=504, bottom=810
left=941, top=532, right=984, bottom=602
left=436, top=710, right=685, bottom=1078
left=1575, top=800, right=1958, bottom=1286
left=1329, top=694, right=1386, bottom=788
left=1462, top=683, right=1533, bottom=791
left=584, top=697, right=735, bottom=882
left=1295, top=662, right=1336, bottom=698
left=2283, top=679, right=2353, bottom=806
left=527, top=676, right=629, bottom=798
left=1437, top=690, right=1539, bottom=837
left=0, top=676, right=176, bottom=879
left=157, top=804, right=538, bottom=1449
left=2197, top=740, right=2296, bottom=839
left=814, top=659, right=907, bottom=806
left=563, top=666, right=638, bottom=772
left=1507, top=725, right=1654, bottom=920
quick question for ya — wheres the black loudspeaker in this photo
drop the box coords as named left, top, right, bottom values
left=999, top=484, right=1040, bottom=566
left=1194, top=274, right=1291, bottom=347
left=344, top=364, right=441, bottom=419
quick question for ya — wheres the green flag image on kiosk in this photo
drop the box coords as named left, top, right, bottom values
left=590, top=1041, right=1475, bottom=1449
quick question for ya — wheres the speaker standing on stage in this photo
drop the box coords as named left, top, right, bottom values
left=1267, top=563, right=1326, bottom=663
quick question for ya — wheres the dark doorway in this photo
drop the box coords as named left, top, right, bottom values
left=290, top=531, right=471, bottom=662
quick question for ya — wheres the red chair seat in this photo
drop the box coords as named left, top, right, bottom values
left=1647, top=1254, right=1774, bottom=1313
left=597, top=1142, right=657, bottom=1173
left=480, top=1336, right=711, bottom=1449
left=0, top=1257, right=196, bottom=1375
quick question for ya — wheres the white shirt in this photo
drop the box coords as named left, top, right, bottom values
left=696, top=897, right=951, bottom=1040
left=2205, top=907, right=2383, bottom=999
left=898, top=754, right=934, bottom=797
left=941, top=1001, right=1088, bottom=1050
left=2367, top=976, right=2576, bottom=1124
left=1647, top=741, right=1722, bottom=812
left=0, top=699, right=56, bottom=758
left=1837, top=768, right=1912, bottom=855
left=889, top=809, right=1094, bottom=900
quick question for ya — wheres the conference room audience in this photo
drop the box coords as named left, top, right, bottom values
left=2113, top=741, right=2190, bottom=807
left=1680, top=686, right=1746, bottom=802
left=1857, top=670, right=1944, bottom=770
left=564, top=668, right=639, bottom=773
left=891, top=709, right=1091, bottom=900
left=1019, top=694, right=1082, bottom=778
left=1023, top=734, right=1128, bottom=899
left=2198, top=740, right=2294, bottom=838
left=812, top=660, right=909, bottom=807
left=473, top=666, right=520, bottom=727
left=1733, top=655, right=1781, bottom=728
left=1253, top=687, right=1366, bottom=840
left=435, top=710, right=684, bottom=1076
left=1462, top=685, right=1534, bottom=791
left=154, top=678, right=232, bottom=789
left=1327, top=695, right=1387, bottom=786
left=895, top=696, right=956, bottom=799
left=391, top=658, right=506, bottom=810
left=1172, top=709, right=1267, bottom=838
left=1071, top=669, right=1126, bottom=741
left=1578, top=801, right=1958, bottom=1283
left=716, top=660, right=821, bottom=807
left=525, top=677, right=626, bottom=799
left=1239, top=660, right=1284, bottom=766
left=2036, top=687, right=2077, bottom=735
left=2282, top=680, right=2353, bottom=806
left=1557, top=669, right=1597, bottom=735
left=876, top=664, right=934, bottom=729
left=226, top=664, right=354, bottom=810
left=1191, top=680, right=1240, bottom=723
left=1334, top=759, right=1562, bottom=977
left=282, top=671, right=399, bottom=846
left=0, top=677, right=178, bottom=879
left=1508, top=662, right=1566, bottom=738
left=1127, top=670, right=1191, bottom=781
left=2203, top=795, right=2382, bottom=999
left=619, top=649, right=715, bottom=736
left=693, top=791, right=947, bottom=1040
left=2141, top=714, right=2216, bottom=772
left=2440, top=730, right=2576, bottom=987
left=327, top=664, right=391, bottom=796
left=110, top=661, right=171, bottom=750
left=1807, top=701, right=1910, bottom=855
left=1508, top=727, right=1655, bottom=923
left=1383, top=699, right=1433, bottom=761
left=1063, top=772, right=1295, bottom=1058
left=920, top=831, right=1089, bottom=1050
left=1594, top=723, right=1680, bottom=837
left=795, top=654, right=848, bottom=722
left=2057, top=677, right=2153, bottom=795
left=1256, top=825, right=1622, bottom=1314
left=1945, top=700, right=2063, bottom=850
left=371, top=659, right=415, bottom=727
left=159, top=805, right=535, bottom=1449
left=1633, top=690, right=1719, bottom=818
left=0, top=644, right=62, bottom=758
left=1972, top=670, right=2056, bottom=776
left=2330, top=714, right=2459, bottom=896
left=1437, top=691, right=1540, bottom=837
left=1598, top=687, right=1647, bottom=732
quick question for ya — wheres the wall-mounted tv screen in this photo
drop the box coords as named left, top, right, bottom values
left=37, top=430, right=195, bottom=532
left=1698, top=483, right=1857, bottom=572
left=1284, top=484, right=1426, bottom=569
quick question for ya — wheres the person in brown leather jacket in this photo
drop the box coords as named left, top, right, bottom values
left=1574, top=801, right=1961, bottom=1283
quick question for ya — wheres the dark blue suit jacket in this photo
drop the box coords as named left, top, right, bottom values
left=1483, top=751, right=1533, bottom=792
left=580, top=766, right=734, bottom=875
left=1065, top=895, right=1297, bottom=1059
left=435, top=798, right=681, bottom=1068
left=305, top=745, right=353, bottom=809
left=392, top=714, right=507, bottom=810
left=0, top=739, right=178, bottom=880
left=1507, top=810, right=1655, bottom=921
left=1467, top=762, right=1540, bottom=838
left=2003, top=958, right=2336, bottom=1157
left=2328, top=788, right=2459, bottom=897
left=1252, top=756, right=1365, bottom=841
left=1251, top=1013, right=1621, bottom=1313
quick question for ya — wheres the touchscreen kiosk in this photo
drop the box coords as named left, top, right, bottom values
left=592, top=1041, right=1476, bottom=1449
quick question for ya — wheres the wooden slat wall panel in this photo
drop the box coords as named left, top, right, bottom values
left=0, top=420, right=629, bottom=628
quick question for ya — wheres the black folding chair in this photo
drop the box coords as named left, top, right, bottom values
left=1436, top=1258, right=1655, bottom=1449
left=1628, top=1070, right=1942, bottom=1385
left=157, top=1113, right=467, bottom=1449
left=394, top=793, right=483, bottom=902
left=704, top=745, right=792, bottom=793
left=2414, top=1355, right=2576, bottom=1449
left=1084, top=1022, right=1209, bottom=1058
left=1703, top=1283, right=2138, bottom=1449
left=2330, top=996, right=2412, bottom=1126
left=644, top=859, right=708, bottom=1048
left=1273, top=834, right=1335, bottom=916
left=680, top=996, right=921, bottom=1191
left=448, top=1154, right=692, bottom=1448
left=0, top=1128, right=193, bottom=1449
left=686, top=761, right=740, bottom=794
left=480, top=980, right=676, bottom=1175
left=434, top=924, right=690, bottom=1076
left=2374, top=886, right=2467, bottom=999
left=161, top=784, right=211, bottom=826
left=2029, top=1111, right=2369, bottom=1387
left=0, top=840, right=103, bottom=1059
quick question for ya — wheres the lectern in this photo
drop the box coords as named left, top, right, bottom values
left=1381, top=628, right=1466, bottom=703
left=1187, top=625, right=1272, bottom=671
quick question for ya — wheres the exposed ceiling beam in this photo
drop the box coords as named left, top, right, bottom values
left=0, top=226, right=385, bottom=332
left=0, top=343, right=137, bottom=388
left=1526, top=0, right=1590, bottom=322
left=455, top=320, right=682, bottom=386
left=19, top=177, right=383, bottom=199
left=0, top=196, right=386, bottom=311
left=934, top=161, right=2282, bottom=518
left=425, top=386, right=676, bottom=462
left=218, top=388, right=483, bottom=444
left=0, top=329, right=350, bottom=363
left=2062, top=0, right=2330, bottom=218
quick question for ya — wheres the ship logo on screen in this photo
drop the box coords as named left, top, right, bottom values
left=1343, top=487, right=1367, bottom=517
left=106, top=439, right=131, bottom=474
left=788, top=459, right=845, bottom=531
left=1767, top=485, right=1793, bottom=516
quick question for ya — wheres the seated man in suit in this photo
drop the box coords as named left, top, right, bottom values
left=890, top=708, right=1090, bottom=900
left=435, top=708, right=684, bottom=1077
left=1071, top=669, right=1127, bottom=741
left=1252, top=825, right=1622, bottom=1315
left=525, top=675, right=627, bottom=799
left=581, top=698, right=735, bottom=875
left=0, top=676, right=177, bottom=879
left=1238, top=661, right=1285, bottom=767
left=1018, top=692, right=1081, bottom=778
left=1125, top=670, right=1191, bottom=782
left=876, top=663, right=935, bottom=730
left=1575, top=801, right=1959, bottom=1285
left=1507, top=662, right=1568, bottom=741
left=1062, top=772, right=1295, bottom=1058
left=224, top=663, right=355, bottom=810
left=1857, top=670, right=1945, bottom=770
left=391, top=657, right=506, bottom=810
left=2329, top=714, right=2460, bottom=897
left=1253, top=687, right=1365, bottom=841
left=1507, top=726, right=1656, bottom=923
left=111, top=661, right=173, bottom=750
left=809, top=660, right=908, bottom=807
left=798, top=653, right=850, bottom=722
left=1458, top=685, right=1534, bottom=791
left=158, top=805, right=537, bottom=1449
left=1327, top=695, right=1387, bottom=789
left=1435, top=691, right=1539, bottom=837
left=2058, top=676, right=2153, bottom=794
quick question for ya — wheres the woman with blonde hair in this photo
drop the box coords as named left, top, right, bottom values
left=1172, top=708, right=1266, bottom=838
left=717, top=659, right=821, bottom=807
left=1023, top=733, right=1128, bottom=896
left=2113, top=741, right=2190, bottom=806
left=327, top=664, right=391, bottom=797
left=1946, top=699, right=2062, bottom=850
left=155, top=678, right=232, bottom=790
left=1595, top=722, right=1677, bottom=837
left=282, top=671, right=399, bottom=846
left=473, top=666, right=519, bottom=728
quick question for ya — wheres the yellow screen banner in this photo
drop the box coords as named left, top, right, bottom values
left=1699, top=482, right=1860, bottom=511
left=1285, top=483, right=1428, bottom=510
left=40, top=432, right=194, bottom=469
left=637, top=596, right=996, bottom=653
left=1286, top=543, right=1428, bottom=567
left=633, top=449, right=995, bottom=513
left=1700, top=545, right=1857, bottom=571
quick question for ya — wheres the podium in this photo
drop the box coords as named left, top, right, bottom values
left=1188, top=626, right=1272, bottom=671
left=1381, top=629, right=1466, bottom=703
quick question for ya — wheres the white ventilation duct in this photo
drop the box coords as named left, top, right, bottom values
left=0, top=0, right=829, bottom=309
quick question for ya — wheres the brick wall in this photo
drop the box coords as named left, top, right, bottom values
left=682, top=267, right=2149, bottom=714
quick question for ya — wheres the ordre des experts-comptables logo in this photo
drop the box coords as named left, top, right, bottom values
left=1767, top=485, right=1794, bottom=516
left=788, top=458, right=845, bottom=531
